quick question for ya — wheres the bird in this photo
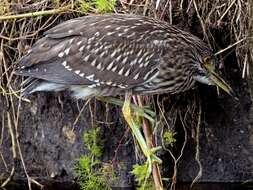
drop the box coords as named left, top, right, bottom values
left=13, top=14, right=234, bottom=167
left=14, top=14, right=233, bottom=98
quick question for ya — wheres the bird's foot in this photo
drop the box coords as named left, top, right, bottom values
left=97, top=96, right=155, bottom=122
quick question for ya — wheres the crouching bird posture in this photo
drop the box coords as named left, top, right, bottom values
left=14, top=14, right=234, bottom=181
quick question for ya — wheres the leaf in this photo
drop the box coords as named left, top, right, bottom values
left=79, top=155, right=92, bottom=173
left=94, top=0, right=116, bottom=13
left=163, top=131, right=176, bottom=146
left=131, top=163, right=150, bottom=185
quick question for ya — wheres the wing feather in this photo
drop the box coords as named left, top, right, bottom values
left=15, top=14, right=171, bottom=88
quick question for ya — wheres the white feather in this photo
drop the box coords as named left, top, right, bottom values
left=193, top=76, right=213, bottom=85
left=30, top=82, right=66, bottom=93
left=70, top=86, right=98, bottom=99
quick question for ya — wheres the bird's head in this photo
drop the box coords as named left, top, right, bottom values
left=192, top=53, right=234, bottom=96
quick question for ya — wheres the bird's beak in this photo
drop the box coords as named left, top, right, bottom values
left=204, top=64, right=235, bottom=96
left=208, top=72, right=235, bottom=96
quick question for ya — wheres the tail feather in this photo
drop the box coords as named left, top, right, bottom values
left=21, top=77, right=36, bottom=87
left=21, top=78, right=67, bottom=96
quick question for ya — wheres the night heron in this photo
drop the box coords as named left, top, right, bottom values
left=14, top=14, right=233, bottom=166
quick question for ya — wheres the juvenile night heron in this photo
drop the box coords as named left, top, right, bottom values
left=14, top=14, right=233, bottom=165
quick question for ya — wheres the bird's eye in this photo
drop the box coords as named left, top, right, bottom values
left=203, top=56, right=211, bottom=65
left=202, top=56, right=215, bottom=72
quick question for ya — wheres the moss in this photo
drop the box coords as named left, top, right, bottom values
left=131, top=162, right=155, bottom=190
left=163, top=131, right=176, bottom=146
left=74, top=127, right=115, bottom=190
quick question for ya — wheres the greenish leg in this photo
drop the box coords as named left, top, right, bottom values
left=97, top=96, right=162, bottom=168
left=121, top=93, right=162, bottom=175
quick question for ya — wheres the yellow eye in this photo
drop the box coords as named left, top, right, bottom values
left=202, top=56, right=215, bottom=72
left=203, top=56, right=211, bottom=64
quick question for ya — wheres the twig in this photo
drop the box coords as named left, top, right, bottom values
left=156, top=0, right=161, bottom=10
left=143, top=0, right=150, bottom=16
left=73, top=99, right=91, bottom=127
left=0, top=112, right=17, bottom=188
left=0, top=39, right=17, bottom=188
left=160, top=0, right=171, bottom=23
left=0, top=14, right=61, bottom=41
left=0, top=6, right=72, bottom=21
left=13, top=92, right=43, bottom=189
left=217, top=0, right=237, bottom=26
left=242, top=54, right=248, bottom=78
left=214, top=37, right=247, bottom=55
left=191, top=100, right=203, bottom=187
left=192, top=0, right=211, bottom=47
left=112, top=128, right=130, bottom=164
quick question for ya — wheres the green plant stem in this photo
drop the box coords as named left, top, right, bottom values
left=136, top=96, right=164, bottom=190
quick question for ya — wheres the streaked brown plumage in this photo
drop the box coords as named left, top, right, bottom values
left=14, top=14, right=233, bottom=98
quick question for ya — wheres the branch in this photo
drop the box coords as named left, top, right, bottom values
left=0, top=6, right=71, bottom=21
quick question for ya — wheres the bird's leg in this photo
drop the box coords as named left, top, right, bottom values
left=97, top=95, right=162, bottom=167
left=122, top=93, right=162, bottom=173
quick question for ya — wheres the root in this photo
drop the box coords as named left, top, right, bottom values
left=191, top=101, right=203, bottom=187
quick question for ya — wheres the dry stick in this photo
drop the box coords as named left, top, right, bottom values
left=217, top=0, right=237, bottom=26
left=160, top=0, right=171, bottom=22
left=0, top=116, right=8, bottom=169
left=191, top=101, right=203, bottom=187
left=192, top=0, right=211, bottom=48
left=156, top=0, right=161, bottom=10
left=0, top=14, right=62, bottom=41
left=214, top=37, right=247, bottom=56
left=143, top=0, right=150, bottom=16
left=4, top=36, right=43, bottom=189
left=136, top=95, right=163, bottom=190
left=0, top=6, right=72, bottom=21
left=0, top=151, right=7, bottom=170
left=112, top=128, right=130, bottom=164
left=0, top=112, right=17, bottom=188
left=180, top=0, right=184, bottom=10
left=73, top=99, right=91, bottom=127
left=0, top=40, right=17, bottom=188
left=13, top=97, right=44, bottom=190
left=242, top=54, right=248, bottom=79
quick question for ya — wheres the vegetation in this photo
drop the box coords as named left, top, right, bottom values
left=131, top=162, right=155, bottom=190
left=74, top=127, right=114, bottom=190
left=163, top=131, right=177, bottom=147
left=77, top=0, right=116, bottom=13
